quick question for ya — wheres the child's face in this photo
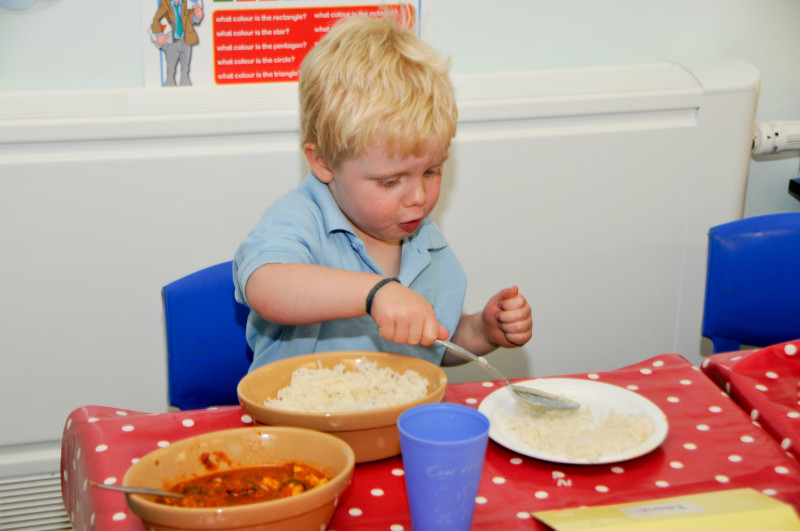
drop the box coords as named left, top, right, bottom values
left=326, top=141, right=447, bottom=244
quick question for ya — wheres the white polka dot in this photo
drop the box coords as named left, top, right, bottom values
left=785, top=344, right=798, bottom=355
left=669, top=461, right=683, bottom=469
left=626, top=385, right=639, bottom=391
left=112, top=512, right=127, bottom=521
left=587, top=373, right=600, bottom=380
left=475, top=496, right=487, bottom=504
left=157, top=440, right=170, bottom=448
left=683, top=443, right=697, bottom=450
left=696, top=424, right=710, bottom=431
left=390, top=525, right=404, bottom=531
left=765, top=371, right=778, bottom=379
left=66, top=418, right=72, bottom=430
left=391, top=468, right=404, bottom=476
left=534, top=491, right=548, bottom=499
left=63, top=470, right=68, bottom=481
left=781, top=438, right=792, bottom=450
left=655, top=480, right=669, bottom=488
left=510, top=457, right=522, bottom=465
left=349, top=508, right=363, bottom=516
left=115, top=411, right=128, bottom=416
left=131, top=458, right=140, bottom=464
left=775, top=466, right=790, bottom=475
left=741, top=435, right=754, bottom=443
left=95, top=444, right=108, bottom=453
left=708, top=406, right=722, bottom=413
left=492, top=476, right=506, bottom=485
left=121, top=425, right=134, bottom=432
left=667, top=396, right=679, bottom=403
left=103, top=477, right=117, bottom=485
left=595, top=485, right=609, bottom=493
left=751, top=409, right=759, bottom=421
left=728, top=455, right=742, bottom=462
left=755, top=384, right=768, bottom=392
left=482, top=381, right=495, bottom=388
left=182, top=419, right=195, bottom=427
left=516, top=512, right=531, bottom=519
left=610, top=466, right=624, bottom=474
left=241, top=414, right=253, bottom=424
left=763, top=488, right=778, bottom=496
left=725, top=382, right=732, bottom=393
left=715, top=475, right=730, bottom=483
left=652, top=360, right=665, bottom=367
left=465, top=398, right=478, bottom=405
left=788, top=411, right=800, bottom=419
left=701, top=359, right=710, bottom=368
left=90, top=513, right=95, bottom=525
left=370, top=488, right=384, bottom=496
left=639, top=369, right=652, bottom=375
left=679, top=379, right=692, bottom=386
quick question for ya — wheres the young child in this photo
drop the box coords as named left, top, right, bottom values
left=233, top=14, right=532, bottom=371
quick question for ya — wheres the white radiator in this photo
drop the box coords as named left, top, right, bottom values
left=0, top=58, right=760, bottom=478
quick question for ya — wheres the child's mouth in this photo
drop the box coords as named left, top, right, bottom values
left=399, top=220, right=421, bottom=232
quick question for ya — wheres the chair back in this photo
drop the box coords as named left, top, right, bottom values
left=162, top=261, right=252, bottom=409
left=702, top=212, right=800, bottom=353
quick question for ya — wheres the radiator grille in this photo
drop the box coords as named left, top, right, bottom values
left=0, top=473, right=71, bottom=530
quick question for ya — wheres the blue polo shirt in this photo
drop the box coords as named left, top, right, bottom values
left=234, top=172, right=467, bottom=370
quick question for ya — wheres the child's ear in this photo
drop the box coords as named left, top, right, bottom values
left=304, top=143, right=334, bottom=183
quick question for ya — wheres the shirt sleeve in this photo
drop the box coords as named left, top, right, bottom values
left=233, top=193, right=323, bottom=306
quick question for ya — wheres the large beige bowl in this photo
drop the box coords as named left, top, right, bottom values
left=238, top=351, right=448, bottom=462
left=123, top=426, right=354, bottom=531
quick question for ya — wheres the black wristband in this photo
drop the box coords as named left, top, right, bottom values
left=365, top=277, right=400, bottom=316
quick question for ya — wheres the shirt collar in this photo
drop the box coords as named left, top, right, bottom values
left=303, top=171, right=447, bottom=251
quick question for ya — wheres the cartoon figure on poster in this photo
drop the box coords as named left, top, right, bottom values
left=148, top=0, right=204, bottom=87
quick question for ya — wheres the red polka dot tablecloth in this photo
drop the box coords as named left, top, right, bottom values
left=61, top=353, right=800, bottom=530
left=701, top=339, right=800, bottom=457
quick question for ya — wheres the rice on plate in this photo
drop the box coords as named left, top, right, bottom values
left=496, top=402, right=654, bottom=460
left=478, top=378, right=668, bottom=464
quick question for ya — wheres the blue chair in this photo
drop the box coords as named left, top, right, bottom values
left=162, top=261, right=253, bottom=409
left=702, top=212, right=800, bottom=353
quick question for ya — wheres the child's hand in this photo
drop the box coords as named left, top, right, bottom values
left=369, top=282, right=449, bottom=347
left=481, top=286, right=532, bottom=348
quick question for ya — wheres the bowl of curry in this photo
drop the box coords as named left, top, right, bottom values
left=123, top=426, right=355, bottom=530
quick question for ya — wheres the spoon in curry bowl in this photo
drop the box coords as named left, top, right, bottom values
left=88, top=480, right=184, bottom=499
left=435, top=339, right=580, bottom=410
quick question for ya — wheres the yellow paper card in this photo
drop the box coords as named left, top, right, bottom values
left=532, top=488, right=800, bottom=530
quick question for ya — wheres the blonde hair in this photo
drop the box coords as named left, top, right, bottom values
left=298, top=14, right=457, bottom=168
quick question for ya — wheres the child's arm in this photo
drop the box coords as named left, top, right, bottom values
left=245, top=263, right=449, bottom=345
left=444, top=286, right=532, bottom=365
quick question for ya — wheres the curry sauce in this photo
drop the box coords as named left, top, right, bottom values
left=156, top=462, right=331, bottom=508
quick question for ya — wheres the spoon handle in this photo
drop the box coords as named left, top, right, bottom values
left=89, top=480, right=184, bottom=498
left=434, top=339, right=510, bottom=384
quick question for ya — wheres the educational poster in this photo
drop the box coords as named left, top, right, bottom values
left=142, top=0, right=423, bottom=88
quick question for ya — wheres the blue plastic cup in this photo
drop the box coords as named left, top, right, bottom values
left=398, top=403, right=490, bottom=531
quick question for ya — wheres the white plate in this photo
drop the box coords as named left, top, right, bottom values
left=478, top=378, right=668, bottom=465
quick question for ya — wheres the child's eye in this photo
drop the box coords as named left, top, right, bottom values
left=377, top=178, right=401, bottom=188
left=424, top=168, right=442, bottom=178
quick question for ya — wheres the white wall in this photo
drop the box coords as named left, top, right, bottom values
left=1, top=0, right=799, bottom=215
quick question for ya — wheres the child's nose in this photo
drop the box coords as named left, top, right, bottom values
left=405, top=180, right=426, bottom=206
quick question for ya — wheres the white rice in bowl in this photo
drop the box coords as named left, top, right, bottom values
left=264, top=359, right=429, bottom=412
left=496, top=401, right=655, bottom=461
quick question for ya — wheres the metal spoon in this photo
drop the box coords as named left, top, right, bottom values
left=435, top=339, right=580, bottom=410
left=88, top=480, right=184, bottom=499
